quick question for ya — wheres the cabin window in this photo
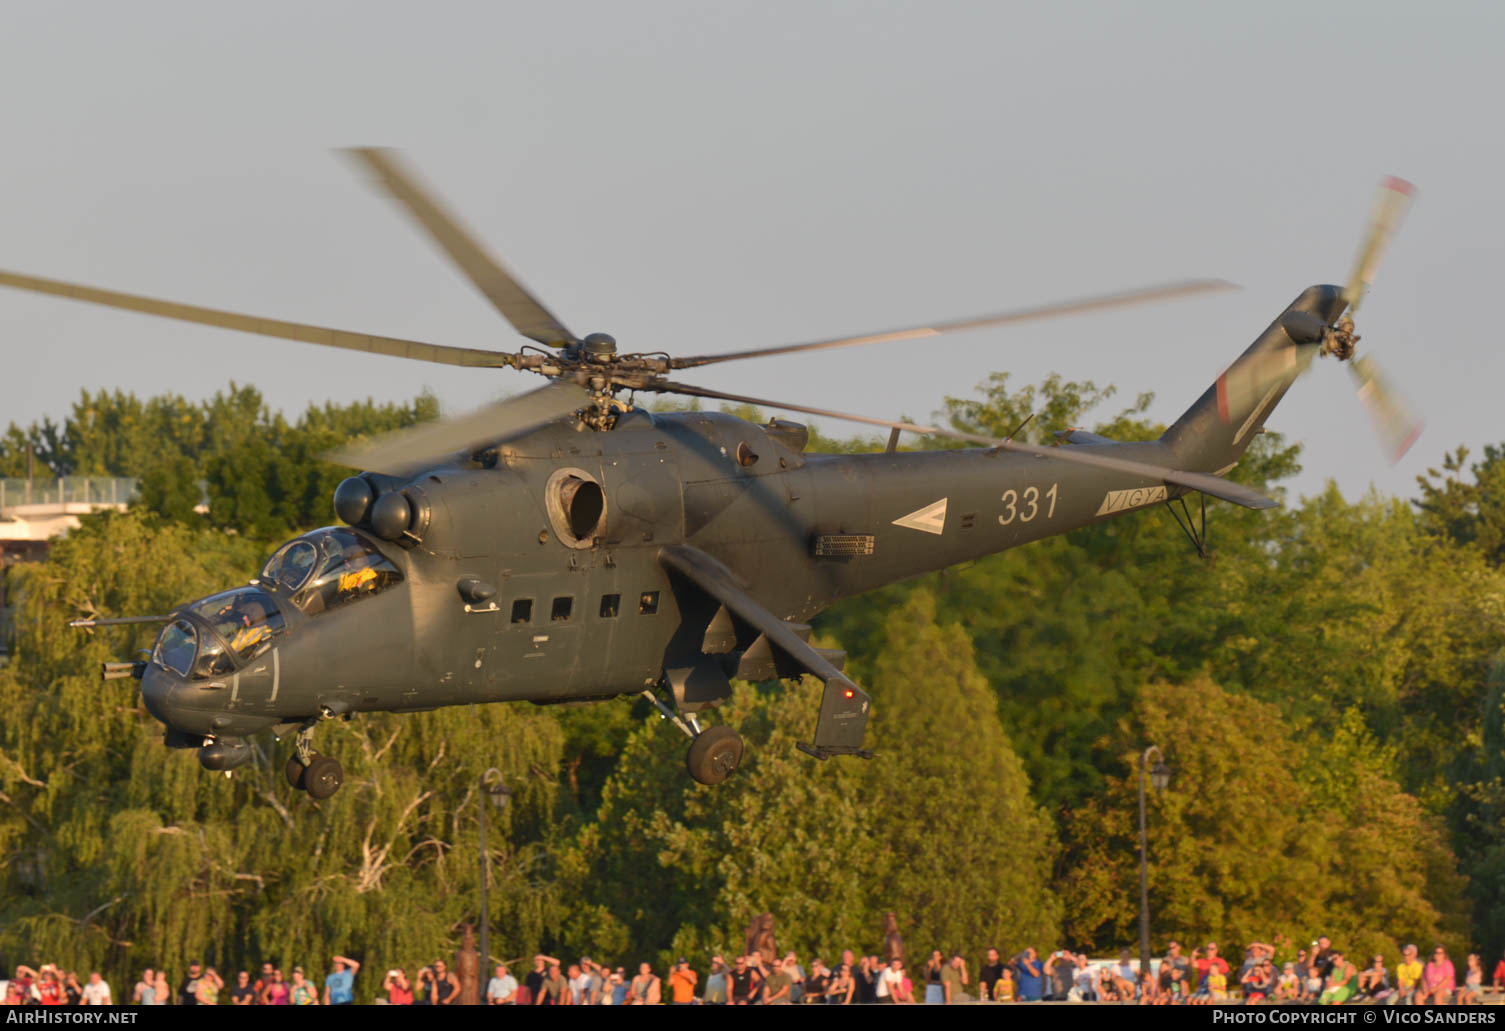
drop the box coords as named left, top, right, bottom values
left=639, top=590, right=660, bottom=615
left=551, top=596, right=574, bottom=622
left=600, top=593, right=621, bottom=618
left=510, top=599, right=533, bottom=624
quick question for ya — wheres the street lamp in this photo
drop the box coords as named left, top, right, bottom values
left=478, top=767, right=512, bottom=980
left=1138, top=746, right=1171, bottom=985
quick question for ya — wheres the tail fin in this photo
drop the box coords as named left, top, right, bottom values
left=1160, top=285, right=1346, bottom=473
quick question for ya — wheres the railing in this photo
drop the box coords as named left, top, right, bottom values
left=0, top=477, right=138, bottom=510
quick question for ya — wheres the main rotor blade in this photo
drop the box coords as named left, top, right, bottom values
left=324, top=379, right=589, bottom=477
left=1342, top=176, right=1415, bottom=316
left=670, top=279, right=1237, bottom=369
left=0, top=270, right=517, bottom=368
left=345, top=148, right=577, bottom=348
left=1349, top=355, right=1423, bottom=462
left=646, top=380, right=1277, bottom=509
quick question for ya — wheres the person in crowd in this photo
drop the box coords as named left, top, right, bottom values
left=610, top=967, right=630, bottom=1005
left=1313, top=936, right=1335, bottom=980
left=1420, top=946, right=1456, bottom=1005
left=197, top=967, right=224, bottom=1005
left=761, top=957, right=793, bottom=1004
left=1356, top=954, right=1391, bottom=1002
left=875, top=956, right=901, bottom=1004
left=538, top=960, right=568, bottom=1005
left=923, top=950, right=945, bottom=1004
left=1394, top=944, right=1422, bottom=1004
left=424, top=960, right=460, bottom=1005
left=61, top=971, right=82, bottom=1006
left=566, top=963, right=589, bottom=1005
left=132, top=969, right=157, bottom=1006
left=1241, top=957, right=1271, bottom=1003
left=485, top=963, right=516, bottom=1005
left=803, top=958, right=829, bottom=1003
left=702, top=956, right=728, bottom=1005
left=230, top=971, right=256, bottom=1005
left=581, top=958, right=606, bottom=1005
left=826, top=962, right=854, bottom=1005
left=322, top=955, right=359, bottom=1005
left=178, top=961, right=204, bottom=1006
left=1493, top=950, right=1505, bottom=990
left=253, top=962, right=275, bottom=1005
left=729, top=955, right=759, bottom=1006
left=668, top=958, right=696, bottom=1006
left=783, top=952, right=805, bottom=1003
left=383, top=968, right=412, bottom=1005
left=942, top=952, right=968, bottom=1003
left=1319, top=950, right=1357, bottom=1005
left=152, top=970, right=170, bottom=1007
left=1072, top=953, right=1096, bottom=1002
left=35, top=967, right=63, bottom=1005
left=896, top=958, right=917, bottom=1004
left=522, top=954, right=548, bottom=1006
left=1458, top=953, right=1484, bottom=1006
left=978, top=947, right=1004, bottom=1002
left=1013, top=947, right=1043, bottom=1001
left=628, top=961, right=660, bottom=1005
left=1043, top=949, right=1073, bottom=1001
left=1274, top=962, right=1301, bottom=1001
left=854, top=954, right=876, bottom=1004
left=288, top=967, right=317, bottom=1005
left=1194, top=942, right=1229, bottom=988
left=993, top=966, right=1016, bottom=1002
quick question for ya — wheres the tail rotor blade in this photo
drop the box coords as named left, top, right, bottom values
left=1349, top=355, right=1423, bottom=462
left=1342, top=176, right=1415, bottom=316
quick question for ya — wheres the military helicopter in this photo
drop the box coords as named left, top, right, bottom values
left=1, top=153, right=1419, bottom=798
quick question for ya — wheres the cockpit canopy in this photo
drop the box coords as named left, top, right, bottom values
left=259, top=527, right=402, bottom=616
left=151, top=529, right=403, bottom=682
left=153, top=586, right=285, bottom=679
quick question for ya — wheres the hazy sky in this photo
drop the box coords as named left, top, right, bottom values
left=2, top=1, right=1501, bottom=503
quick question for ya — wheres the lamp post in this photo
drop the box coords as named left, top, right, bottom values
left=478, top=767, right=511, bottom=978
left=1138, top=745, right=1171, bottom=984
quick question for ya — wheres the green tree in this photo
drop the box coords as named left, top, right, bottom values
left=1415, top=444, right=1505, bottom=566
left=862, top=590, right=1061, bottom=955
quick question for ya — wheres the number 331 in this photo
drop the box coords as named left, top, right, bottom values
left=999, top=483, right=1058, bottom=525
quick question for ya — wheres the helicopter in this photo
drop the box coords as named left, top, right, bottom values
left=0, top=153, right=1419, bottom=797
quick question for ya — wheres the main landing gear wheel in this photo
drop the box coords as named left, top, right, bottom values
left=686, top=725, right=744, bottom=786
left=303, top=755, right=344, bottom=799
left=285, top=751, right=319, bottom=790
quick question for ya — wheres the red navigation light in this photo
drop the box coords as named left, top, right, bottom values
left=843, top=688, right=855, bottom=699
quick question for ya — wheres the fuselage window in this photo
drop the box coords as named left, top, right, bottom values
left=639, top=591, right=660, bottom=615
left=511, top=599, right=533, bottom=624
left=551, top=596, right=574, bottom=622
left=599, top=594, right=621, bottom=618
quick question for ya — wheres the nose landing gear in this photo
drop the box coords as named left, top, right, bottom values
left=282, top=720, right=345, bottom=799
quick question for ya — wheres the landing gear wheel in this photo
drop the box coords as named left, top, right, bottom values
left=686, top=725, right=743, bottom=786
left=303, top=755, right=344, bottom=799
left=285, top=751, right=318, bottom=790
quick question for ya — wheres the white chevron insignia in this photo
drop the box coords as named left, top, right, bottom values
left=892, top=498, right=948, bottom=535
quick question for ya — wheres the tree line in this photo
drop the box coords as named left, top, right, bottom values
left=1, top=378, right=1503, bottom=998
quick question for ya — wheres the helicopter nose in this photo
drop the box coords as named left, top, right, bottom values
left=139, top=664, right=180, bottom=728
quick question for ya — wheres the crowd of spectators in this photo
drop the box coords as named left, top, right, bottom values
left=5, top=939, right=1504, bottom=1005
left=1, top=956, right=360, bottom=1006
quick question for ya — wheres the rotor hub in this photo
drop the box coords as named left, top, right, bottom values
left=582, top=332, right=617, bottom=361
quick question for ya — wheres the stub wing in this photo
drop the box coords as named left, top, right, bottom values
left=658, top=544, right=873, bottom=759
